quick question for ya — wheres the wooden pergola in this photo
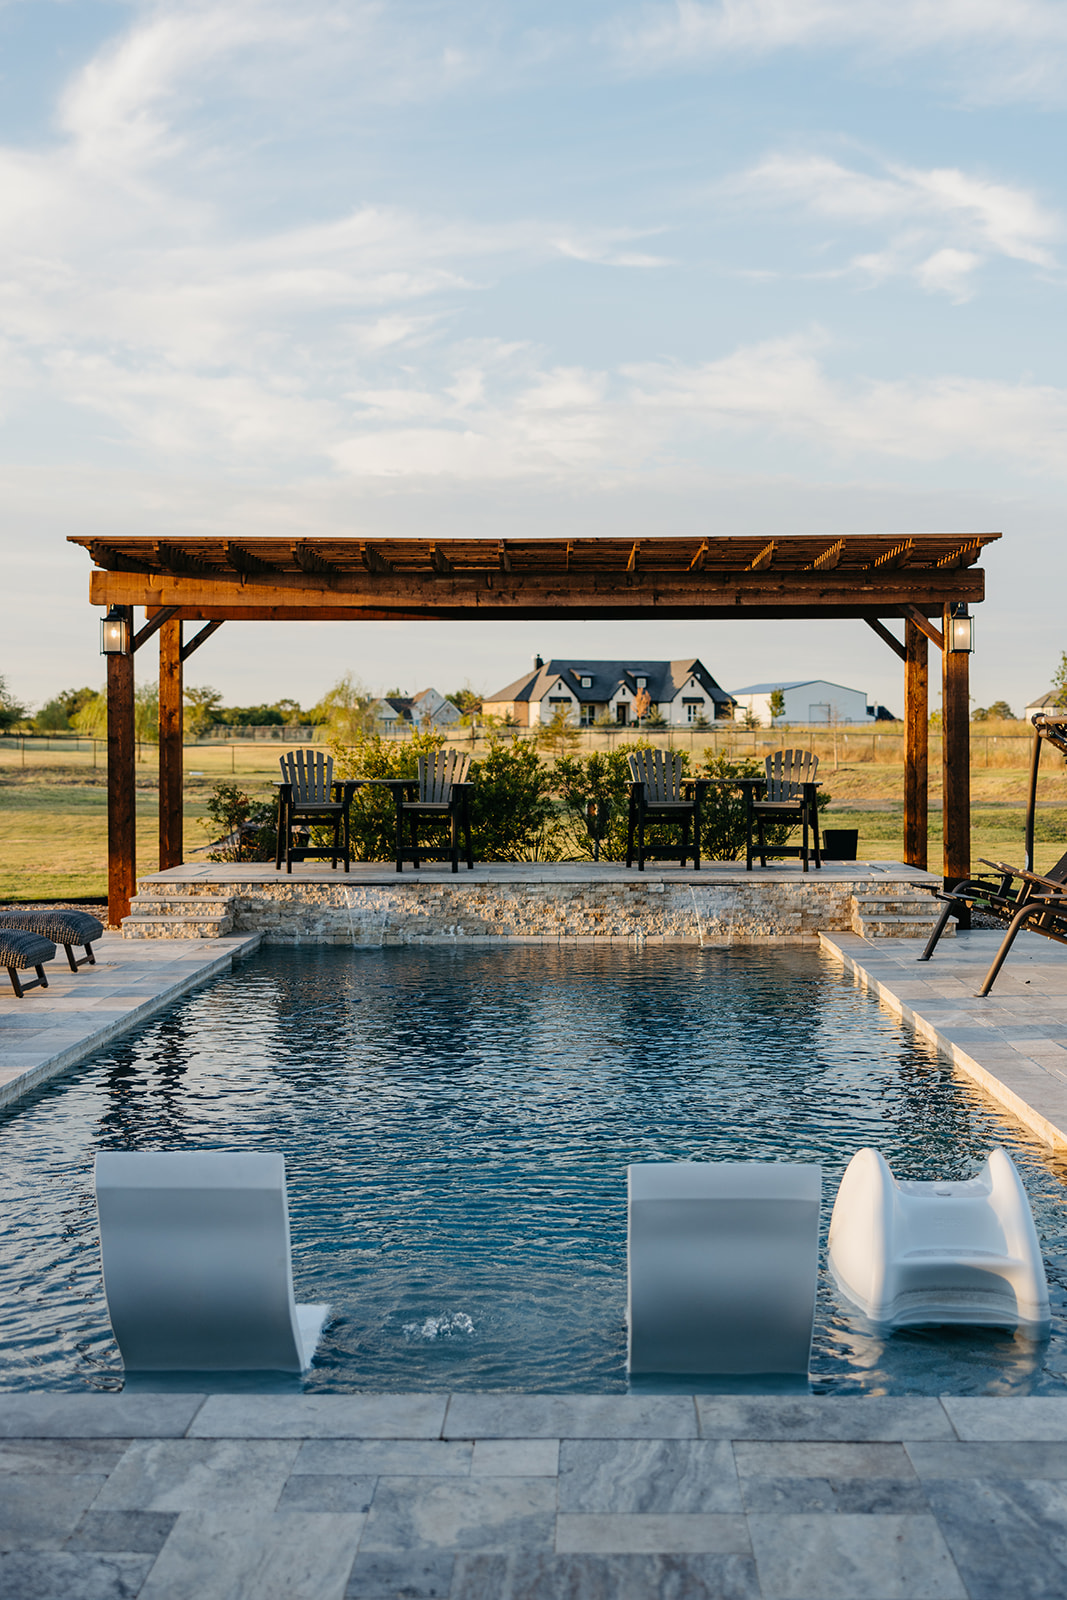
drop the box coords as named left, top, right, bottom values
left=69, top=532, right=1000, bottom=925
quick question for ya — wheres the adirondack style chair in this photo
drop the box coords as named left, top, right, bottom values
left=742, top=749, right=822, bottom=872
left=920, top=713, right=1067, bottom=995
left=275, top=750, right=357, bottom=874
left=387, top=750, right=474, bottom=873
left=626, top=750, right=709, bottom=871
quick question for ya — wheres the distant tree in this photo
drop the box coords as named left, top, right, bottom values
left=769, top=688, right=786, bottom=722
left=633, top=688, right=652, bottom=724
left=216, top=705, right=284, bottom=726
left=184, top=685, right=224, bottom=737
left=311, top=673, right=377, bottom=742
left=972, top=700, right=1015, bottom=722
left=71, top=691, right=107, bottom=737
left=383, top=687, right=408, bottom=699
left=742, top=707, right=761, bottom=730
left=34, top=698, right=73, bottom=731
left=447, top=685, right=483, bottom=716
left=0, top=674, right=27, bottom=732
left=535, top=704, right=580, bottom=756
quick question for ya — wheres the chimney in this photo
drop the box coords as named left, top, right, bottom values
left=533, top=653, right=544, bottom=670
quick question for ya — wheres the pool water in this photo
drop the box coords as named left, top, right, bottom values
left=3, top=943, right=1067, bottom=1395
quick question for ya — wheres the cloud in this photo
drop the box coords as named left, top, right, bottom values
left=606, top=0, right=1067, bottom=99
left=721, top=151, right=1060, bottom=295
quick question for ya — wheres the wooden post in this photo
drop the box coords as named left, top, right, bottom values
left=942, top=601, right=971, bottom=891
left=903, top=618, right=928, bottom=869
left=159, top=616, right=183, bottom=870
left=107, top=611, right=136, bottom=927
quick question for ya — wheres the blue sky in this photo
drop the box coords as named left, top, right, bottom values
left=4, top=0, right=1067, bottom=715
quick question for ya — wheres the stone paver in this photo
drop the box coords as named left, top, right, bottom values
left=1, top=1393, right=1067, bottom=1593
left=820, top=929, right=1067, bottom=1148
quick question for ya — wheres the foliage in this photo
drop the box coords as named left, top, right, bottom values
left=134, top=683, right=159, bottom=747
left=216, top=704, right=285, bottom=726
left=470, top=737, right=556, bottom=860
left=645, top=705, right=667, bottom=728
left=1053, top=652, right=1067, bottom=711
left=972, top=701, right=1016, bottom=722
left=769, top=688, right=786, bottom=721
left=741, top=707, right=760, bottom=729
left=34, top=685, right=97, bottom=732
left=71, top=691, right=106, bottom=738
left=0, top=674, right=28, bottom=732
left=552, top=748, right=636, bottom=860
left=447, top=685, right=483, bottom=715
left=184, top=685, right=224, bottom=737
left=311, top=673, right=378, bottom=742
left=202, top=783, right=277, bottom=862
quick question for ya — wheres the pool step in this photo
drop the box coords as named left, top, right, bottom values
left=850, top=892, right=952, bottom=941
left=122, top=895, right=236, bottom=940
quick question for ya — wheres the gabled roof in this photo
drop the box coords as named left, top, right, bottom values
left=486, top=658, right=735, bottom=706
left=732, top=679, right=865, bottom=696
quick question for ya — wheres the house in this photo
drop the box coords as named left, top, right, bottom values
left=373, top=688, right=461, bottom=731
left=483, top=657, right=736, bottom=728
left=1025, top=691, right=1062, bottom=720
left=731, top=680, right=874, bottom=727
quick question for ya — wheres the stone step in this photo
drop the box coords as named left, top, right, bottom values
left=128, top=897, right=234, bottom=918
left=850, top=891, right=952, bottom=940
left=122, top=916, right=232, bottom=940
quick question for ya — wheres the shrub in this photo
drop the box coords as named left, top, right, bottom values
left=471, top=737, right=556, bottom=860
left=552, top=748, right=636, bottom=860
left=331, top=729, right=444, bottom=860
left=203, top=784, right=278, bottom=862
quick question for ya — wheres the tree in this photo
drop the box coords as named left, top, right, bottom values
left=0, top=674, right=28, bottom=732
left=535, top=703, right=580, bottom=757
left=1053, top=652, right=1067, bottom=711
left=311, top=673, right=377, bottom=742
left=447, top=685, right=482, bottom=716
left=972, top=701, right=1015, bottom=722
left=633, top=688, right=652, bottom=724
left=184, top=685, right=224, bottom=738
left=769, top=688, right=786, bottom=722
left=742, top=707, right=761, bottom=730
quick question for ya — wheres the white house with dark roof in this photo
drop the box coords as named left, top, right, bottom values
left=373, top=687, right=461, bottom=731
left=731, top=679, right=873, bottom=727
left=483, top=658, right=736, bottom=728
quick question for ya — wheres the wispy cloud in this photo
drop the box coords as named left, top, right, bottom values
left=721, top=151, right=1060, bottom=297
left=606, top=0, right=1067, bottom=99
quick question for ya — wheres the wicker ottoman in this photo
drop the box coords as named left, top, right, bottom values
left=0, top=930, right=56, bottom=998
left=0, top=909, right=103, bottom=971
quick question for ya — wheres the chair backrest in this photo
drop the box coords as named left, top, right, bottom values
left=628, top=1161, right=821, bottom=1378
left=1045, top=849, right=1067, bottom=886
left=95, top=1151, right=307, bottom=1372
left=280, top=749, right=333, bottom=803
left=418, top=749, right=471, bottom=802
left=765, top=748, right=818, bottom=801
left=628, top=749, right=686, bottom=802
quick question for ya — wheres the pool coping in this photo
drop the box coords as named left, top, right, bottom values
left=819, top=929, right=1067, bottom=1152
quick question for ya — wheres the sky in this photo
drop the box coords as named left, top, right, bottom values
left=3, top=0, right=1066, bottom=718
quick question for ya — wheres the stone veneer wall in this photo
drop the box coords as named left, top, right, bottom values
left=147, top=877, right=932, bottom=944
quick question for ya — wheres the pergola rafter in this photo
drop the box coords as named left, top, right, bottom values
left=69, top=532, right=1000, bottom=926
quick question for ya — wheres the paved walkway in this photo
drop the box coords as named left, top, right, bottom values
left=0, top=934, right=262, bottom=1110
left=3, top=1391, right=1066, bottom=1598
left=821, top=929, right=1067, bottom=1150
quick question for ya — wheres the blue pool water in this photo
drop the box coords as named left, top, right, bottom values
left=3, top=943, right=1067, bottom=1395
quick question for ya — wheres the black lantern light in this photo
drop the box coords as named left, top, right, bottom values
left=947, top=601, right=974, bottom=654
left=100, top=605, right=130, bottom=656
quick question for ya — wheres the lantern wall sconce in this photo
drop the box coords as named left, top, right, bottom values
left=947, top=602, right=974, bottom=654
left=100, top=605, right=130, bottom=656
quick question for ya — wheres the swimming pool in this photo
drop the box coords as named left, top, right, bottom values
left=3, top=943, right=1066, bottom=1395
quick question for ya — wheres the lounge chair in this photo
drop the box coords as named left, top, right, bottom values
left=95, top=1150, right=329, bottom=1372
left=275, top=751, right=358, bottom=874
left=0, top=908, right=103, bottom=971
left=627, top=1161, right=821, bottom=1381
left=0, top=929, right=56, bottom=998
left=829, top=1146, right=1049, bottom=1332
left=386, top=750, right=474, bottom=873
left=920, top=713, right=1067, bottom=994
left=625, top=751, right=708, bottom=870
left=742, top=749, right=822, bottom=872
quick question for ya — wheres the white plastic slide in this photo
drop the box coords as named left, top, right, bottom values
left=95, top=1150, right=330, bottom=1372
left=627, top=1161, right=822, bottom=1379
left=828, top=1147, right=1049, bottom=1334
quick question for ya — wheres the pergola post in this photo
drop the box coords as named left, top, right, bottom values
left=941, top=601, right=971, bottom=890
left=903, top=619, right=928, bottom=869
left=107, top=608, right=136, bottom=927
left=159, top=616, right=183, bottom=870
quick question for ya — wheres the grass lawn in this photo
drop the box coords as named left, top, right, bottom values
left=2, top=740, right=1066, bottom=901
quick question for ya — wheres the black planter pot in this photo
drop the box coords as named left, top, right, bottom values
left=822, top=828, right=859, bottom=861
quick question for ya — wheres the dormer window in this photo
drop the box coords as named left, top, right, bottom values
left=635, top=677, right=647, bottom=689
left=581, top=676, right=592, bottom=689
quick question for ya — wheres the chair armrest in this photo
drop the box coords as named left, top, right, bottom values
left=629, top=781, right=644, bottom=798
left=277, top=782, right=293, bottom=803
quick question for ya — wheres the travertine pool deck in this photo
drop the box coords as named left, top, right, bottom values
left=821, top=929, right=1067, bottom=1151
left=0, top=934, right=262, bottom=1109
left=3, top=1391, right=1067, bottom=1598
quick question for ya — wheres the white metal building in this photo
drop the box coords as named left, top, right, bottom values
left=731, top=680, right=872, bottom=727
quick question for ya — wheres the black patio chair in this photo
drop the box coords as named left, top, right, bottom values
left=275, top=751, right=357, bottom=874
left=0, top=908, right=103, bottom=970
left=387, top=750, right=474, bottom=873
left=920, top=712, right=1067, bottom=994
left=625, top=750, right=708, bottom=870
left=741, top=749, right=821, bottom=872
